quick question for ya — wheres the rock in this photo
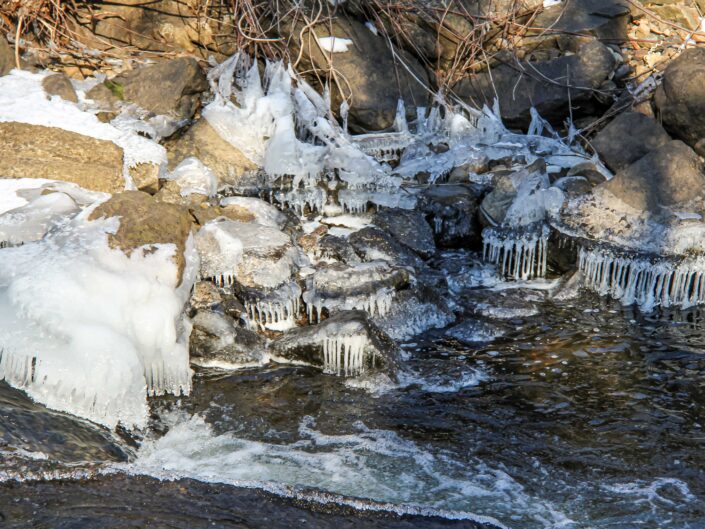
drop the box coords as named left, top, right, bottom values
left=165, top=119, right=257, bottom=187
left=420, top=184, right=482, bottom=248
left=376, top=286, right=455, bottom=341
left=89, top=191, right=194, bottom=284
left=654, top=48, right=705, bottom=148
left=456, top=40, right=616, bottom=128
left=282, top=16, right=428, bottom=131
left=303, top=261, right=410, bottom=323
left=314, top=234, right=362, bottom=265
left=86, top=83, right=121, bottom=110
left=189, top=281, right=223, bottom=312
left=190, top=310, right=266, bottom=367
left=154, top=180, right=208, bottom=209
left=602, top=140, right=705, bottom=210
left=0, top=37, right=14, bottom=76
left=372, top=208, right=436, bottom=258
left=42, top=73, right=78, bottom=103
left=591, top=112, right=671, bottom=172
left=0, top=122, right=124, bottom=193
left=271, top=310, right=400, bottom=376
left=106, top=57, right=208, bottom=121
left=566, top=162, right=608, bottom=186
left=196, top=219, right=305, bottom=290
left=349, top=226, right=425, bottom=269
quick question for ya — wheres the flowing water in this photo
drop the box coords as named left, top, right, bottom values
left=1, top=251, right=704, bottom=529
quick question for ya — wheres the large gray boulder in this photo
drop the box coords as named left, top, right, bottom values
left=592, top=112, right=672, bottom=172
left=456, top=40, right=615, bottom=128
left=602, top=140, right=705, bottom=210
left=655, top=48, right=705, bottom=150
left=282, top=16, right=429, bottom=131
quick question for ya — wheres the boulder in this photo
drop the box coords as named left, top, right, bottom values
left=0, top=37, right=13, bottom=76
left=372, top=208, right=436, bottom=258
left=456, top=40, right=616, bottom=128
left=88, top=191, right=194, bottom=284
left=102, top=57, right=208, bottom=121
left=271, top=310, right=400, bottom=377
left=0, top=122, right=124, bottom=193
left=42, top=73, right=78, bottom=103
left=282, top=16, right=429, bottom=131
left=654, top=48, right=705, bottom=148
left=602, top=140, right=705, bottom=211
left=190, top=310, right=266, bottom=367
left=349, top=226, right=425, bottom=269
left=420, top=184, right=482, bottom=248
left=591, top=112, right=671, bottom=172
left=165, top=119, right=257, bottom=187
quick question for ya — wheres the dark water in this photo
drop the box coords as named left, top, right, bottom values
left=1, top=254, right=705, bottom=529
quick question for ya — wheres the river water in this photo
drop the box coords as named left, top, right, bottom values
left=1, top=251, right=704, bottom=529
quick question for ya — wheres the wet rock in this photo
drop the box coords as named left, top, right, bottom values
left=349, top=226, right=425, bottom=269
left=456, top=40, right=616, bottom=128
left=271, top=310, right=400, bottom=377
left=89, top=191, right=194, bottom=284
left=591, top=112, right=671, bottom=172
left=282, top=16, right=428, bottom=131
left=190, top=310, right=266, bottom=367
left=165, top=119, right=257, bottom=187
left=303, top=261, right=411, bottom=323
left=602, top=140, right=705, bottom=210
left=315, top=234, right=362, bottom=265
left=655, top=47, right=705, bottom=148
left=42, top=73, right=78, bottom=103
left=377, top=286, right=455, bottom=341
left=420, top=184, right=482, bottom=248
left=0, top=122, right=124, bottom=193
left=372, top=207, right=436, bottom=258
left=104, top=57, right=208, bottom=121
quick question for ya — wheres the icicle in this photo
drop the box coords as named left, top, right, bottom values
left=578, top=246, right=705, bottom=312
left=482, top=224, right=550, bottom=280
left=322, top=333, right=368, bottom=376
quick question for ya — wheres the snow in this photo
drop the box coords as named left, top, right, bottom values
left=0, top=70, right=166, bottom=185
left=318, top=37, right=354, bottom=53
left=0, top=212, right=197, bottom=429
left=0, top=179, right=53, bottom=215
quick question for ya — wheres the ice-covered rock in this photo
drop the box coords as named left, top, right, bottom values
left=272, top=310, right=400, bottom=377
left=165, top=157, right=218, bottom=198
left=220, top=196, right=288, bottom=229
left=190, top=310, right=266, bottom=368
left=377, top=287, right=455, bottom=341
left=348, top=226, right=426, bottom=269
left=0, top=192, right=79, bottom=247
left=302, top=261, right=410, bottom=323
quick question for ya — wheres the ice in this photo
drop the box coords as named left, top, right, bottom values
left=578, top=246, right=705, bottom=312
left=243, top=281, right=302, bottom=331
left=167, top=157, right=218, bottom=197
left=220, top=196, right=287, bottom=228
left=0, top=179, right=54, bottom=215
left=274, top=186, right=327, bottom=216
left=0, top=192, right=79, bottom=247
left=323, top=333, right=368, bottom=376
left=482, top=224, right=550, bottom=280
left=318, top=37, right=354, bottom=53
left=0, top=212, right=197, bottom=429
left=0, top=70, right=166, bottom=185
left=195, top=220, right=245, bottom=283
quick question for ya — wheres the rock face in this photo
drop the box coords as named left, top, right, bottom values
left=42, top=73, right=78, bottom=103
left=103, top=57, right=208, bottom=120
left=0, top=122, right=125, bottom=193
left=89, top=191, right=194, bottom=284
left=456, top=40, right=615, bottom=128
left=283, top=16, right=428, bottom=131
left=166, top=119, right=257, bottom=187
left=654, top=48, right=705, bottom=149
left=271, top=310, right=400, bottom=377
left=591, top=112, right=672, bottom=172
left=372, top=208, right=435, bottom=258
left=0, top=37, right=13, bottom=76
left=602, top=140, right=705, bottom=210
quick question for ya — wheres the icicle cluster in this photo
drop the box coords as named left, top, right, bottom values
left=352, top=132, right=413, bottom=163
left=579, top=246, right=705, bottom=311
left=322, top=334, right=369, bottom=376
left=243, top=281, right=302, bottom=330
left=482, top=224, right=550, bottom=280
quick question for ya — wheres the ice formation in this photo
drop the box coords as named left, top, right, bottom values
left=302, top=262, right=405, bottom=322
left=482, top=224, right=550, bottom=280
left=579, top=246, right=705, bottom=312
left=323, top=333, right=368, bottom=376
left=0, top=212, right=197, bottom=429
left=243, top=281, right=302, bottom=331
left=317, top=36, right=354, bottom=53
left=220, top=196, right=287, bottom=228
left=0, top=192, right=78, bottom=247
left=167, top=157, right=218, bottom=197
left=0, top=70, right=166, bottom=185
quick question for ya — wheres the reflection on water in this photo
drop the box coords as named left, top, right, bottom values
left=1, top=254, right=705, bottom=529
